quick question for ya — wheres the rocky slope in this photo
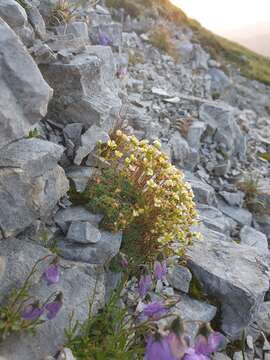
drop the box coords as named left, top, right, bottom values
left=0, top=0, right=270, bottom=359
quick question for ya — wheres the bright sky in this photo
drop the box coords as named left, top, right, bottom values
left=171, top=0, right=270, bottom=35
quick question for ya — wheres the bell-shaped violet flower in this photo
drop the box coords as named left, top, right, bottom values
left=154, top=260, right=167, bottom=281
left=184, top=331, right=222, bottom=360
left=145, top=336, right=177, bottom=360
left=21, top=301, right=44, bottom=321
left=45, top=292, right=63, bottom=320
left=166, top=332, right=188, bottom=359
left=184, top=347, right=208, bottom=360
left=42, top=259, right=60, bottom=285
left=195, top=332, right=222, bottom=355
left=143, top=301, right=167, bottom=319
left=207, top=332, right=223, bottom=353
left=138, top=275, right=152, bottom=298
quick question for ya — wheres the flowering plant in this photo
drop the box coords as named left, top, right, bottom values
left=66, top=256, right=222, bottom=360
left=83, top=131, right=197, bottom=259
left=0, top=256, right=62, bottom=342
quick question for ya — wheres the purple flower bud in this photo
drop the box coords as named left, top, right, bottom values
left=184, top=331, right=222, bottom=359
left=21, top=301, right=44, bottom=321
left=138, top=275, right=152, bottom=298
left=120, top=257, right=129, bottom=269
left=98, top=33, right=112, bottom=46
left=184, top=347, right=209, bottom=360
left=45, top=292, right=63, bottom=320
left=194, top=335, right=209, bottom=356
left=145, top=336, right=177, bottom=360
left=154, top=260, right=167, bottom=281
left=206, top=332, right=223, bottom=353
left=166, top=332, right=188, bottom=359
left=143, top=301, right=167, bottom=318
left=42, top=260, right=60, bottom=285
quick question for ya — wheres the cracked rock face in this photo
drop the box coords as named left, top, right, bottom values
left=187, top=238, right=270, bottom=338
left=0, top=18, right=52, bottom=150
left=0, top=139, right=68, bottom=237
left=40, top=46, right=121, bottom=132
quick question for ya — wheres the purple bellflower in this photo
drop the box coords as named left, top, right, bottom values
left=145, top=336, right=177, bottom=360
left=184, top=332, right=223, bottom=360
left=45, top=292, right=63, bottom=320
left=42, top=258, right=60, bottom=285
left=154, top=260, right=167, bottom=281
left=143, top=301, right=167, bottom=319
left=138, top=275, right=152, bottom=298
left=21, top=301, right=44, bottom=321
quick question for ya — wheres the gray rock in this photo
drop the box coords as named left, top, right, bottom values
left=0, top=18, right=52, bottom=149
left=213, top=161, right=231, bottom=177
left=209, top=68, right=231, bottom=94
left=0, top=168, right=36, bottom=237
left=56, top=22, right=89, bottom=41
left=240, top=226, right=269, bottom=253
left=0, top=139, right=68, bottom=237
left=167, top=265, right=192, bottom=293
left=0, top=237, right=105, bottom=360
left=169, top=132, right=190, bottom=166
left=176, top=40, right=193, bottom=61
left=0, top=0, right=35, bottom=45
left=0, top=138, right=64, bottom=177
left=40, top=46, right=121, bottom=131
left=194, top=223, right=231, bottom=243
left=31, top=165, right=69, bottom=218
left=184, top=172, right=216, bottom=206
left=199, top=102, right=246, bottom=159
left=218, top=200, right=252, bottom=226
left=25, top=0, right=46, bottom=39
left=212, top=354, right=231, bottom=360
left=66, top=166, right=94, bottom=193
left=63, top=123, right=83, bottom=148
left=192, top=44, right=209, bottom=70
left=0, top=0, right=27, bottom=28
left=0, top=256, right=5, bottom=283
left=174, top=294, right=217, bottom=342
left=54, top=206, right=103, bottom=233
left=197, top=204, right=232, bottom=235
left=254, top=214, right=270, bottom=240
left=59, top=230, right=122, bottom=265
left=74, top=124, right=109, bottom=165
left=30, top=42, right=57, bottom=64
left=255, top=301, right=270, bottom=334
left=219, top=191, right=245, bottom=207
left=187, top=121, right=206, bottom=150
left=66, top=221, right=101, bottom=244
left=187, top=238, right=270, bottom=337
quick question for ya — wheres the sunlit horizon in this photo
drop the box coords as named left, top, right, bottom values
left=171, top=0, right=270, bottom=37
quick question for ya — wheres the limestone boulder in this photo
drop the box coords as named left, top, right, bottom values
left=187, top=238, right=270, bottom=337
left=0, top=139, right=68, bottom=237
left=0, top=19, right=52, bottom=149
left=40, top=45, right=121, bottom=132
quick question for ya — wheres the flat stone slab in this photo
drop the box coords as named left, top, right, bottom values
left=187, top=238, right=270, bottom=337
